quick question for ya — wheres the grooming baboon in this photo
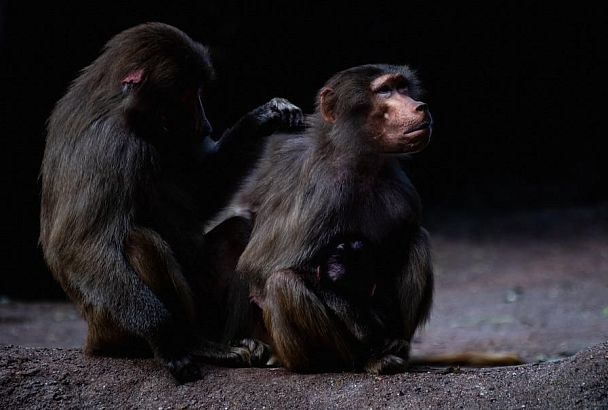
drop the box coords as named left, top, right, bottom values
left=39, top=22, right=302, bottom=382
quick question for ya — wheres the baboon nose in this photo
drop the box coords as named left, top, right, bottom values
left=415, top=102, right=428, bottom=112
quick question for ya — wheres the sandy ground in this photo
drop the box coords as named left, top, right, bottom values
left=1, top=204, right=607, bottom=408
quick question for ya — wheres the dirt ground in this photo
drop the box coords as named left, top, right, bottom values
left=1, top=204, right=607, bottom=408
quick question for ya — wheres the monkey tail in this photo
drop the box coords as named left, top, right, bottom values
left=409, top=352, right=524, bottom=367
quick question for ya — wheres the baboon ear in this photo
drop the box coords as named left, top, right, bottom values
left=121, top=69, right=145, bottom=92
left=121, top=68, right=151, bottom=131
left=319, top=87, right=337, bottom=123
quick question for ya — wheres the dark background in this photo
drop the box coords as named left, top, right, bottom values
left=1, top=2, right=606, bottom=299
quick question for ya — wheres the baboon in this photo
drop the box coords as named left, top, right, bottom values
left=39, top=22, right=302, bottom=382
left=211, top=64, right=433, bottom=374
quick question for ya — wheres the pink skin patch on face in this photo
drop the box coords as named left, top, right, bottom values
left=121, top=69, right=144, bottom=86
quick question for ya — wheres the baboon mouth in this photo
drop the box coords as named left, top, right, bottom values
left=402, top=126, right=431, bottom=146
left=403, top=123, right=431, bottom=136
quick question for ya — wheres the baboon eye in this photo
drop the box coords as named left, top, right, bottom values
left=376, top=85, right=392, bottom=97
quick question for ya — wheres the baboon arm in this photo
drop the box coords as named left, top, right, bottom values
left=397, top=227, right=434, bottom=341
left=263, top=269, right=354, bottom=371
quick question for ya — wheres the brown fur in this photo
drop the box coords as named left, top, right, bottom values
left=39, top=22, right=302, bottom=382
left=216, top=64, right=434, bottom=373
